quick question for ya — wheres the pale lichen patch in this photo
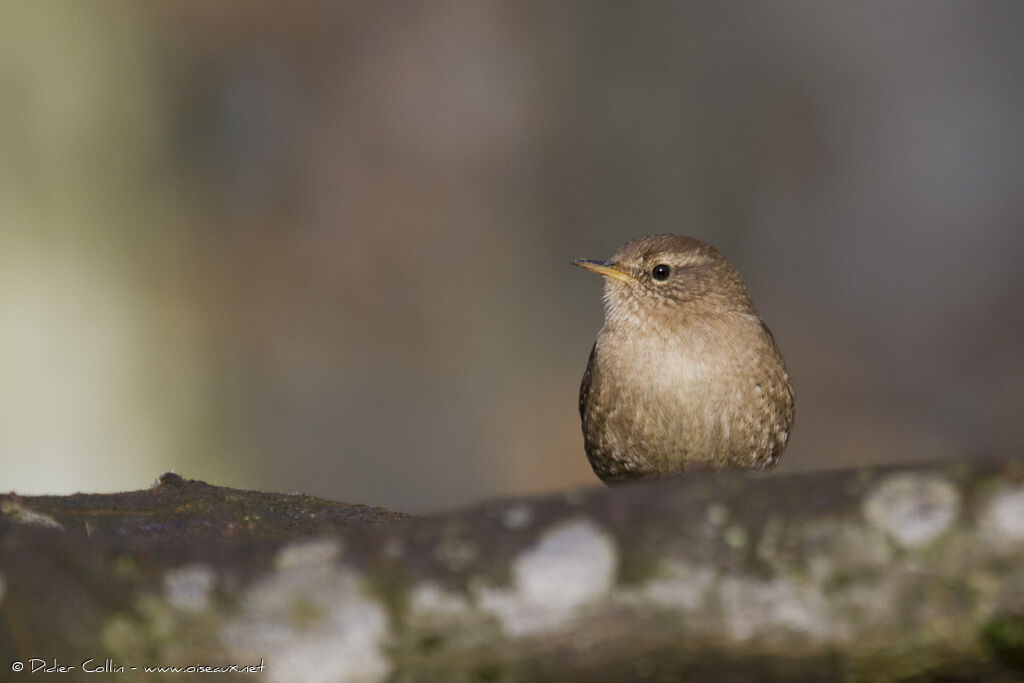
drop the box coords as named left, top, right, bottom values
left=475, top=518, right=617, bottom=637
left=706, top=503, right=729, bottom=527
left=979, top=486, right=1024, bottom=548
left=0, top=501, right=63, bottom=529
left=862, top=473, right=960, bottom=549
left=222, top=552, right=390, bottom=683
left=275, top=537, right=342, bottom=570
left=620, top=559, right=716, bottom=612
left=502, top=503, right=534, bottom=530
left=723, top=525, right=748, bottom=549
left=163, top=564, right=215, bottom=613
left=409, top=582, right=472, bottom=626
left=720, top=576, right=847, bottom=643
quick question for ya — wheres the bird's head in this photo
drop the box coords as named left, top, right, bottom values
left=572, top=234, right=756, bottom=328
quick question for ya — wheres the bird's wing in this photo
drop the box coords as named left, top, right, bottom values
left=578, top=341, right=597, bottom=420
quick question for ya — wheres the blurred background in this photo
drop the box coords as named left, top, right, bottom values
left=1, top=2, right=1022, bottom=513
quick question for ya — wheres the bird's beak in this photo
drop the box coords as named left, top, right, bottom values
left=571, top=258, right=632, bottom=282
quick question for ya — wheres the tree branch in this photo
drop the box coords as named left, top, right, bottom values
left=3, top=459, right=1024, bottom=682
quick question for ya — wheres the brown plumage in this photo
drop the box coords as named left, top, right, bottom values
left=573, top=234, right=794, bottom=483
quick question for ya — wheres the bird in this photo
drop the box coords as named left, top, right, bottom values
left=572, top=234, right=793, bottom=484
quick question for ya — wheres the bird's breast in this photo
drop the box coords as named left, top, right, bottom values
left=596, top=316, right=726, bottom=392
left=591, top=313, right=781, bottom=454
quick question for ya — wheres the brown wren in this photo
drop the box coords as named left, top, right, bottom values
left=573, top=234, right=794, bottom=483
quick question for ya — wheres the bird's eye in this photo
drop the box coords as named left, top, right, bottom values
left=651, top=264, right=671, bottom=281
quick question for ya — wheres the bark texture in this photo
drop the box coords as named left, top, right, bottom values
left=3, top=460, right=1024, bottom=682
